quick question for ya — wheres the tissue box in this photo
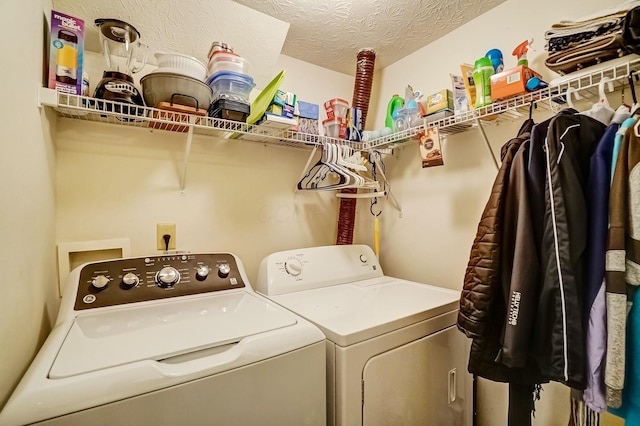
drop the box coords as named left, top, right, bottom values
left=490, top=66, right=542, bottom=100
left=48, top=10, right=84, bottom=95
left=423, top=89, right=454, bottom=116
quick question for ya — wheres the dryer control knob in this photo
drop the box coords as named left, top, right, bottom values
left=92, top=275, right=109, bottom=290
left=156, top=267, right=180, bottom=288
left=122, top=272, right=139, bottom=289
left=284, top=259, right=302, bottom=276
left=196, top=265, right=210, bottom=280
left=217, top=263, right=231, bottom=278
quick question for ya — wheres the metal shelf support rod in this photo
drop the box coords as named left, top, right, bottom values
left=475, top=119, right=499, bottom=171
left=180, top=124, right=194, bottom=193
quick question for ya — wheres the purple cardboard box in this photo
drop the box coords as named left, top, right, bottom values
left=48, top=10, right=84, bottom=95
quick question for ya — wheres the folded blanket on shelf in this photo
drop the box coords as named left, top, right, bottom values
left=544, top=0, right=639, bottom=51
left=545, top=34, right=627, bottom=75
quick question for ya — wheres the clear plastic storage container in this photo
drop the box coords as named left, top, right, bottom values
left=207, top=52, right=250, bottom=77
left=206, top=71, right=255, bottom=103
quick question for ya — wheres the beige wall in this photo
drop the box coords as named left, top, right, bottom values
left=56, top=51, right=355, bottom=286
left=0, top=0, right=628, bottom=425
left=366, top=0, right=626, bottom=425
left=0, top=0, right=58, bottom=407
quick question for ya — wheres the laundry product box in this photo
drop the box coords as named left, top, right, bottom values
left=48, top=10, right=85, bottom=95
left=267, top=103, right=295, bottom=118
left=490, top=66, right=542, bottom=101
left=293, top=100, right=320, bottom=135
left=423, top=89, right=454, bottom=116
left=272, top=89, right=297, bottom=108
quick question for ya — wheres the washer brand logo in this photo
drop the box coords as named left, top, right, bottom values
left=508, top=291, right=521, bottom=326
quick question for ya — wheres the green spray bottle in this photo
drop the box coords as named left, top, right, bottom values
left=385, top=94, right=404, bottom=129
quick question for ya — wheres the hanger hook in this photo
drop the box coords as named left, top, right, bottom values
left=629, top=69, right=638, bottom=104
left=370, top=197, right=382, bottom=217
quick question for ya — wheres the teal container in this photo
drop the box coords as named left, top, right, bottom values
left=473, top=57, right=494, bottom=108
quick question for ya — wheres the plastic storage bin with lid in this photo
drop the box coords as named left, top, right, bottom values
left=206, top=71, right=255, bottom=103
left=207, top=52, right=250, bottom=77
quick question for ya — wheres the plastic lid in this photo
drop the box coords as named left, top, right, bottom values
left=206, top=71, right=254, bottom=85
left=474, top=57, right=493, bottom=68
left=325, top=98, right=349, bottom=105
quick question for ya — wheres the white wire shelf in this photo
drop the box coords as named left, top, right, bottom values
left=39, top=88, right=369, bottom=150
left=364, top=55, right=640, bottom=149
left=40, top=55, right=640, bottom=152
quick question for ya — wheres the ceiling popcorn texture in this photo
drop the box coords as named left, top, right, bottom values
left=233, top=0, right=507, bottom=75
left=53, top=0, right=507, bottom=86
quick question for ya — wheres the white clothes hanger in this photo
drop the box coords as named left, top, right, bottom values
left=597, top=77, right=614, bottom=106
left=565, top=87, right=581, bottom=109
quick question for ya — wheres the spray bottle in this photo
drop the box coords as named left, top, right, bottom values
left=385, top=94, right=404, bottom=129
left=512, top=39, right=533, bottom=67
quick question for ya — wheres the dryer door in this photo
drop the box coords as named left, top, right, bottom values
left=362, top=325, right=472, bottom=426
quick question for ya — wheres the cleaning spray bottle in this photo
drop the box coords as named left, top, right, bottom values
left=385, top=94, right=404, bottom=130
left=512, top=39, right=533, bottom=67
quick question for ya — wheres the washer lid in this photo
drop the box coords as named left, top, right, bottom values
left=269, top=277, right=460, bottom=346
left=49, top=292, right=296, bottom=378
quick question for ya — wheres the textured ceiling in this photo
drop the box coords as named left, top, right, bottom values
left=53, top=0, right=507, bottom=87
left=234, top=0, right=508, bottom=75
left=52, top=0, right=290, bottom=89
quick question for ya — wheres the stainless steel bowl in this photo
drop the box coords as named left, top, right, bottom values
left=140, top=72, right=212, bottom=109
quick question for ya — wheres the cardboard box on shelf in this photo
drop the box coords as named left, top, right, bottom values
left=490, top=66, right=542, bottom=101
left=422, top=89, right=454, bottom=116
left=48, top=10, right=84, bottom=95
left=296, top=100, right=319, bottom=120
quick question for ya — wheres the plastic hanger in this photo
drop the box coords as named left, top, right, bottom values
left=565, top=87, right=581, bottom=109
left=597, top=77, right=614, bottom=105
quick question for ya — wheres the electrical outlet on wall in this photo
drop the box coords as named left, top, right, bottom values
left=157, top=223, right=176, bottom=251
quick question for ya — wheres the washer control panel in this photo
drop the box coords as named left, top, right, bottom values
left=74, top=253, right=245, bottom=310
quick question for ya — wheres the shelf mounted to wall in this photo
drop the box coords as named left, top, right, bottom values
left=38, top=55, right=640, bottom=187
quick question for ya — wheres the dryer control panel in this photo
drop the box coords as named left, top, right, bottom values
left=73, top=253, right=245, bottom=310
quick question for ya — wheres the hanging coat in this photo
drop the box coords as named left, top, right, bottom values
left=459, top=119, right=545, bottom=384
left=606, top=119, right=640, bottom=408
left=583, top=123, right=620, bottom=412
left=534, top=113, right=605, bottom=389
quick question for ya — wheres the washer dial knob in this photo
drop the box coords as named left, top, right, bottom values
left=284, top=259, right=302, bottom=276
left=122, top=272, right=139, bottom=289
left=196, top=265, right=210, bottom=280
left=92, top=275, right=109, bottom=290
left=156, top=267, right=180, bottom=288
left=217, top=263, right=231, bottom=278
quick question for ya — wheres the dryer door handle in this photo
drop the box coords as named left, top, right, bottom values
left=448, top=368, right=457, bottom=405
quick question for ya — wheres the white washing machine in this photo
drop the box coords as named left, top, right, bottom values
left=0, top=252, right=326, bottom=426
left=256, top=244, right=473, bottom=426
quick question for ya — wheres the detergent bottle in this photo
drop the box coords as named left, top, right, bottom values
left=513, top=39, right=532, bottom=67
left=473, top=57, right=494, bottom=108
left=385, top=94, right=404, bottom=129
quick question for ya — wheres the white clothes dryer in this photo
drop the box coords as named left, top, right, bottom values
left=0, top=252, right=326, bottom=426
left=256, top=244, right=473, bottom=426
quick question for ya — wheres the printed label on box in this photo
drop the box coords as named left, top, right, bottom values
left=49, top=10, right=85, bottom=95
left=419, top=126, right=444, bottom=168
